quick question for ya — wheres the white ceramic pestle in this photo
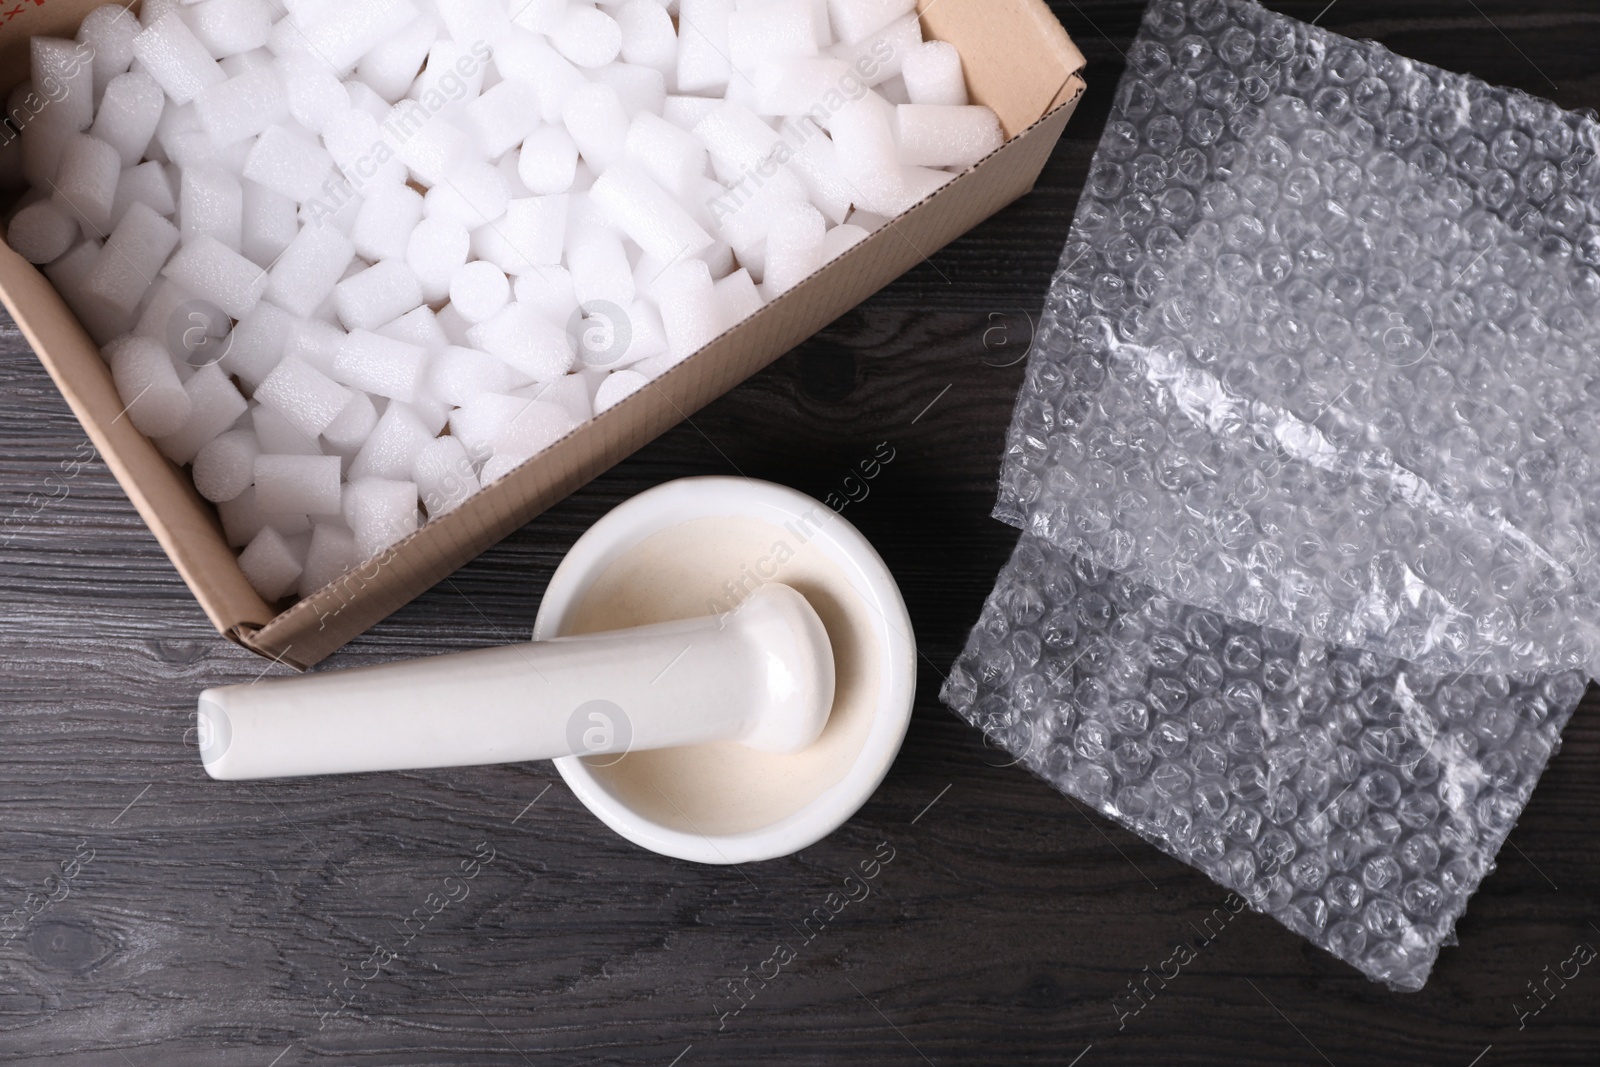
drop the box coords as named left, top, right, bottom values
left=197, top=582, right=835, bottom=780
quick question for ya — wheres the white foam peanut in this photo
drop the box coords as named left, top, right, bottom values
left=513, top=264, right=579, bottom=325
left=464, top=80, right=543, bottom=159
left=827, top=0, right=915, bottom=44
left=349, top=402, right=432, bottom=480
left=828, top=97, right=905, bottom=215
left=357, top=14, right=439, bottom=102
left=567, top=224, right=635, bottom=309
left=573, top=298, right=656, bottom=368
left=322, top=390, right=380, bottom=452
left=195, top=66, right=288, bottom=147
left=110, top=161, right=177, bottom=231
left=253, top=402, right=323, bottom=455
left=296, top=0, right=424, bottom=70
left=895, top=104, right=1002, bottom=168
left=413, top=435, right=478, bottom=516
left=105, top=334, right=192, bottom=437
left=706, top=166, right=808, bottom=272
left=241, top=181, right=298, bottom=266
left=888, top=164, right=957, bottom=213
left=31, top=38, right=95, bottom=133
left=19, top=118, right=73, bottom=192
left=495, top=31, right=586, bottom=125
left=180, top=165, right=243, bottom=250
left=594, top=369, right=648, bottom=413
left=239, top=525, right=305, bottom=601
left=51, top=135, right=120, bottom=235
left=531, top=372, right=592, bottom=422
left=423, top=162, right=510, bottom=228
left=662, top=94, right=722, bottom=132
left=218, top=486, right=306, bottom=548
left=350, top=182, right=424, bottom=262
left=77, top=7, right=141, bottom=98
left=300, top=522, right=359, bottom=596
left=427, top=344, right=520, bottom=406
left=694, top=103, right=782, bottom=182
left=192, top=428, right=259, bottom=502
left=280, top=53, right=349, bottom=136
left=677, top=0, right=735, bottom=94
left=518, top=125, right=580, bottom=196
left=256, top=355, right=354, bottom=439
left=448, top=393, right=527, bottom=461
left=654, top=258, right=720, bottom=358
left=45, top=238, right=133, bottom=345
left=377, top=305, right=449, bottom=352
left=84, top=202, right=181, bottom=314
left=751, top=57, right=851, bottom=117
left=333, top=329, right=429, bottom=403
left=616, top=0, right=678, bottom=75
left=715, top=266, right=765, bottom=327
left=495, top=195, right=568, bottom=272
left=562, top=83, right=631, bottom=173
left=449, top=261, right=510, bottom=325
left=90, top=72, right=164, bottom=167
left=821, top=221, right=870, bottom=261
left=404, top=217, right=469, bottom=303
left=832, top=13, right=920, bottom=86
left=508, top=0, right=566, bottom=34
left=391, top=109, right=478, bottom=188
left=244, top=125, right=335, bottom=204
left=188, top=0, right=274, bottom=58
left=132, top=13, right=225, bottom=105
left=282, top=318, right=347, bottom=376
left=161, top=234, right=266, bottom=318
left=902, top=40, right=967, bottom=106
left=220, top=300, right=294, bottom=388
left=623, top=112, right=709, bottom=201
left=728, top=3, right=820, bottom=71
left=590, top=164, right=714, bottom=262
left=485, top=398, right=577, bottom=469
left=432, top=0, right=509, bottom=53
left=343, top=476, right=419, bottom=559
left=335, top=260, right=424, bottom=331
left=410, top=38, right=488, bottom=108
left=255, top=453, right=342, bottom=516
left=268, top=222, right=354, bottom=316
left=470, top=303, right=575, bottom=382
left=154, top=362, right=248, bottom=464
left=762, top=201, right=826, bottom=297
left=7, top=201, right=78, bottom=264
left=785, top=122, right=854, bottom=224
left=552, top=4, right=622, bottom=68
left=132, top=276, right=216, bottom=351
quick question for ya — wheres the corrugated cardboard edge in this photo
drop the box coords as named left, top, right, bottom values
left=0, top=240, right=278, bottom=640
left=244, top=73, right=1087, bottom=667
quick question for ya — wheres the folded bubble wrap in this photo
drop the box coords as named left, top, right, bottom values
left=945, top=533, right=1585, bottom=990
left=945, top=0, right=1598, bottom=990
left=996, top=0, right=1600, bottom=677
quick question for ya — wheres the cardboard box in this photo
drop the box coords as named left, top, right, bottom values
left=0, top=0, right=1085, bottom=669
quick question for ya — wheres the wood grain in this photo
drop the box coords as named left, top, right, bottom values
left=1, top=2, right=1598, bottom=1063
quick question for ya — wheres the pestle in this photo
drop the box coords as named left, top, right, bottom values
left=197, top=583, right=835, bottom=780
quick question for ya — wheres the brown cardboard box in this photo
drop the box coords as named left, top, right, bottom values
left=0, top=0, right=1085, bottom=668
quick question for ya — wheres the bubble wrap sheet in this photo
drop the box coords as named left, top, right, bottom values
left=945, top=533, right=1585, bottom=990
left=945, top=0, right=1598, bottom=991
left=996, top=0, right=1600, bottom=676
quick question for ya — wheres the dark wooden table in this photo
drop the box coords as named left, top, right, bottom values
left=4, top=2, right=1599, bottom=1063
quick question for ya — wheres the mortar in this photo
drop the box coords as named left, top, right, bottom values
left=198, top=477, right=917, bottom=862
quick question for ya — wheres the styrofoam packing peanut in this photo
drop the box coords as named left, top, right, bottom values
left=5, top=0, right=998, bottom=597
left=192, top=428, right=260, bottom=503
